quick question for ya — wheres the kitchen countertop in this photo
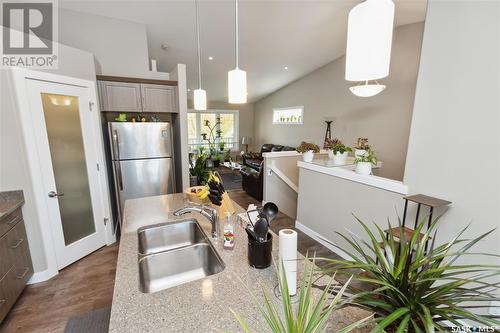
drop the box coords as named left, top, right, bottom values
left=0, top=190, right=24, bottom=219
left=109, top=193, right=366, bottom=332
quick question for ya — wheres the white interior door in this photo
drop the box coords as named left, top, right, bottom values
left=26, top=79, right=106, bottom=269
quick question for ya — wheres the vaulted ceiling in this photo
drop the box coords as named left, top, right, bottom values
left=60, top=0, right=427, bottom=102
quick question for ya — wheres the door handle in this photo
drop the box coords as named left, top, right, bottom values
left=48, top=191, right=64, bottom=198
left=112, top=130, right=120, bottom=160
left=115, top=161, right=123, bottom=191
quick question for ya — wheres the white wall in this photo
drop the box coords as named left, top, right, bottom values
left=404, top=0, right=500, bottom=269
left=253, top=23, right=424, bottom=181
left=58, top=9, right=169, bottom=80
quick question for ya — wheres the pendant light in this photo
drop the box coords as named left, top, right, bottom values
left=193, top=0, right=207, bottom=110
left=345, top=0, right=395, bottom=97
left=228, top=0, right=247, bottom=104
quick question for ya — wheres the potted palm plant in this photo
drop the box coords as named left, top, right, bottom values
left=354, top=138, right=370, bottom=158
left=231, top=258, right=371, bottom=333
left=355, top=150, right=377, bottom=175
left=297, top=141, right=320, bottom=163
left=320, top=216, right=500, bottom=332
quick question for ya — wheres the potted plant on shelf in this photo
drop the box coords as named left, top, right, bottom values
left=324, top=138, right=341, bottom=160
left=320, top=216, right=500, bottom=332
left=331, top=142, right=352, bottom=165
left=355, top=149, right=377, bottom=175
left=296, top=141, right=320, bottom=162
left=354, top=137, right=370, bottom=158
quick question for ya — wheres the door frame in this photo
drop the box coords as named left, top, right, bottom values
left=8, top=68, right=116, bottom=283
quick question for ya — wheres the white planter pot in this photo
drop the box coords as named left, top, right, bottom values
left=302, top=150, right=314, bottom=162
left=356, top=162, right=372, bottom=175
left=355, top=149, right=367, bottom=158
left=327, top=149, right=334, bottom=160
left=333, top=151, right=348, bottom=165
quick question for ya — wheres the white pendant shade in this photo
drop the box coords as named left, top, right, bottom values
left=349, top=83, right=386, bottom=97
left=345, top=0, right=395, bottom=82
left=193, top=88, right=207, bottom=110
left=228, top=67, right=247, bottom=104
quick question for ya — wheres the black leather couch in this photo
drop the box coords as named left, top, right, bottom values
left=240, top=144, right=295, bottom=201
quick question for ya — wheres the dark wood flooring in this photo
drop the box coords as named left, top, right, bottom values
left=0, top=244, right=118, bottom=333
left=1, top=190, right=342, bottom=333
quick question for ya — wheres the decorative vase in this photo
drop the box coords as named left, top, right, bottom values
left=302, top=150, right=314, bottom=162
left=355, top=149, right=367, bottom=158
left=333, top=151, right=348, bottom=165
left=327, top=149, right=334, bottom=160
left=356, top=162, right=372, bottom=175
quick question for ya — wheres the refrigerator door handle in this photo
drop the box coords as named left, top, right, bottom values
left=115, top=161, right=123, bottom=191
left=112, top=129, right=120, bottom=160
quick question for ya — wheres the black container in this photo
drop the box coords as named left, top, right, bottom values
left=248, top=232, right=273, bottom=269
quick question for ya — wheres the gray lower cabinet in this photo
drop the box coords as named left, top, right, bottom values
left=0, top=208, right=33, bottom=323
left=98, top=81, right=178, bottom=113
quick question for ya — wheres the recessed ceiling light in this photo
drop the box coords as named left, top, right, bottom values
left=187, top=88, right=191, bottom=92
left=284, top=66, right=289, bottom=70
left=208, top=56, right=214, bottom=60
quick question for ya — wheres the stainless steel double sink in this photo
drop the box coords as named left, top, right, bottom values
left=137, top=218, right=225, bottom=293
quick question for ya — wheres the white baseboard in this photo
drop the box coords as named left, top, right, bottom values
left=295, top=220, right=353, bottom=260
left=28, top=268, right=58, bottom=284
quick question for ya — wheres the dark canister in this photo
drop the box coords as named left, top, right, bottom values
left=247, top=232, right=272, bottom=269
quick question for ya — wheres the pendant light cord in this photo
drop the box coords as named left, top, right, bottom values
left=195, top=0, right=202, bottom=89
left=234, top=0, right=239, bottom=68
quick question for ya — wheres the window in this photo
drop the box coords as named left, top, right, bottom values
left=273, top=106, right=304, bottom=125
left=188, top=109, right=239, bottom=152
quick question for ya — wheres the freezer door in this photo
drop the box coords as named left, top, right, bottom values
left=114, top=158, right=175, bottom=215
left=109, top=122, right=173, bottom=160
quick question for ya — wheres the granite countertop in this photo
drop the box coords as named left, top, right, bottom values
left=109, top=193, right=366, bottom=333
left=0, top=190, right=24, bottom=219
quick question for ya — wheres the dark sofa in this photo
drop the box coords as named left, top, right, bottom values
left=240, top=144, right=295, bottom=201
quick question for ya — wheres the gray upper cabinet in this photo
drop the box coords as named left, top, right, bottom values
left=141, top=84, right=177, bottom=113
left=98, top=80, right=178, bottom=113
left=99, top=81, right=142, bottom=112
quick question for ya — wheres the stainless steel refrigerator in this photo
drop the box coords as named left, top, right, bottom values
left=109, top=122, right=175, bottom=227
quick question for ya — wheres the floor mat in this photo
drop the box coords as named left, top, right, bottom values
left=64, top=307, right=111, bottom=333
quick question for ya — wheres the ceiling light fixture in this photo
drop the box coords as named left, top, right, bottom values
left=208, top=56, right=214, bottom=60
left=345, top=0, right=394, bottom=97
left=227, top=0, right=247, bottom=104
left=193, top=0, right=207, bottom=110
left=284, top=66, right=289, bottom=70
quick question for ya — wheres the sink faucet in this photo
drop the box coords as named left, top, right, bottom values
left=173, top=204, right=220, bottom=239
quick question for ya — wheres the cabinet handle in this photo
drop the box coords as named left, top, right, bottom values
left=11, top=238, right=23, bottom=249
left=6, top=215, right=20, bottom=225
left=0, top=299, right=5, bottom=306
left=17, top=267, right=29, bottom=279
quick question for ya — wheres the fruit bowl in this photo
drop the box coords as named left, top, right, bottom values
left=184, top=186, right=209, bottom=204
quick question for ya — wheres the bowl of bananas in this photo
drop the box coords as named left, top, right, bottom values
left=184, top=186, right=210, bottom=204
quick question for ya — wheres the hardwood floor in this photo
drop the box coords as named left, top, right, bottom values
left=0, top=244, right=118, bottom=333
left=0, top=190, right=342, bottom=333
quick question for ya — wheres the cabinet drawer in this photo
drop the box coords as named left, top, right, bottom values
left=0, top=233, right=11, bottom=280
left=0, top=267, right=21, bottom=323
left=0, top=209, right=21, bottom=238
left=7, top=222, right=33, bottom=287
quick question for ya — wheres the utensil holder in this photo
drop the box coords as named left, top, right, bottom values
left=248, top=232, right=272, bottom=269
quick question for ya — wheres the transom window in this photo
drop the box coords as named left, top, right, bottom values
left=187, top=109, right=239, bottom=152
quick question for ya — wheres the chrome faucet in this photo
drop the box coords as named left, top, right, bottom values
left=173, top=204, right=220, bottom=239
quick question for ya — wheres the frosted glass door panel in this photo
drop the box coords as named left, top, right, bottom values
left=41, top=93, right=95, bottom=245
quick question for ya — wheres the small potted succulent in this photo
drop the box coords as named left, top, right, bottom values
left=355, top=149, right=377, bottom=175
left=331, top=141, right=352, bottom=165
left=354, top=137, right=370, bottom=158
left=296, top=141, right=320, bottom=162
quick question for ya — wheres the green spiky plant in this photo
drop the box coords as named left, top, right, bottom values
left=231, top=258, right=372, bottom=333
left=320, top=215, right=500, bottom=332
